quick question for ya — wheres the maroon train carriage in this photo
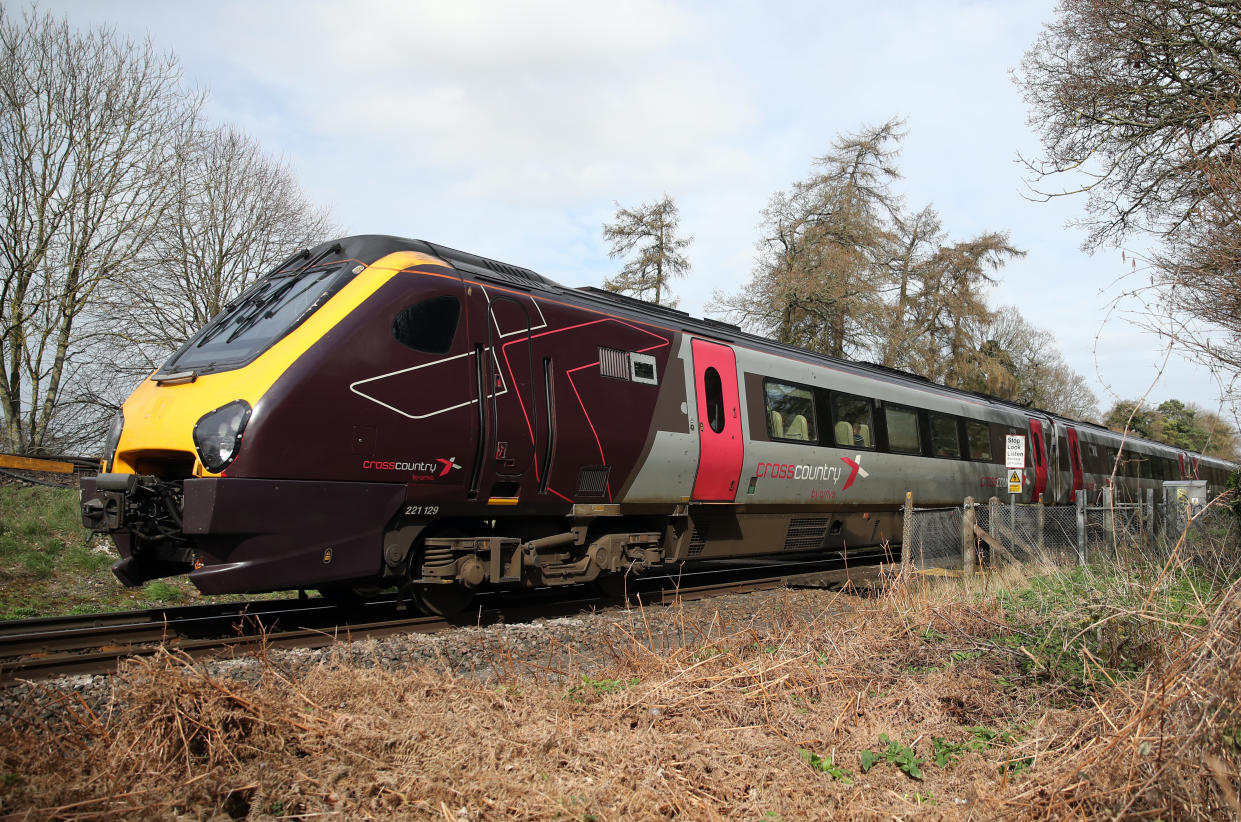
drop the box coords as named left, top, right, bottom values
left=80, top=235, right=1236, bottom=613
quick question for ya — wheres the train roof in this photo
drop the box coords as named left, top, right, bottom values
left=339, top=234, right=1234, bottom=468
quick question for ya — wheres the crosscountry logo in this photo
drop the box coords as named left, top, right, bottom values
left=840, top=455, right=870, bottom=490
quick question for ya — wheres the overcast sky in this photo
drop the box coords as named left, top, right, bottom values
left=34, top=0, right=1233, bottom=416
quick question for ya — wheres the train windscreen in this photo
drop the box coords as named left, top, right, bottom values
left=159, top=262, right=358, bottom=375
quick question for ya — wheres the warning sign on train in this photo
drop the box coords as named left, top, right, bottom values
left=1005, top=435, right=1026, bottom=469
left=1008, top=470, right=1023, bottom=494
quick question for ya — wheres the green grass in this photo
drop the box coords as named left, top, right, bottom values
left=0, top=485, right=275, bottom=618
left=995, top=563, right=1221, bottom=692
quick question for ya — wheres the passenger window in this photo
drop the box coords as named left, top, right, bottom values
left=393, top=295, right=460, bottom=353
left=831, top=393, right=875, bottom=449
left=966, top=421, right=992, bottom=461
left=929, top=413, right=961, bottom=458
left=884, top=405, right=920, bottom=454
left=763, top=380, right=816, bottom=442
left=704, top=367, right=725, bottom=433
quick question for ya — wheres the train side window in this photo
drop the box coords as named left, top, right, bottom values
left=763, top=380, right=817, bottom=442
left=884, top=404, right=920, bottom=454
left=392, top=295, right=461, bottom=354
left=929, top=413, right=961, bottom=458
left=831, top=392, right=875, bottom=448
left=704, top=367, right=725, bottom=433
left=966, top=420, right=992, bottom=461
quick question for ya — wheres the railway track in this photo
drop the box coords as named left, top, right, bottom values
left=0, top=552, right=889, bottom=682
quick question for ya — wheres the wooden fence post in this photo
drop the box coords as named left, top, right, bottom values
left=1037, top=496, right=1045, bottom=560
left=989, top=496, right=1001, bottom=562
left=1144, top=487, right=1154, bottom=536
left=1102, top=486, right=1114, bottom=545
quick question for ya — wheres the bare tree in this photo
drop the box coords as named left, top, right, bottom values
left=0, top=8, right=200, bottom=454
left=977, top=309, right=1100, bottom=419
left=1019, top=0, right=1241, bottom=378
left=116, top=126, right=334, bottom=372
left=601, top=195, right=691, bottom=307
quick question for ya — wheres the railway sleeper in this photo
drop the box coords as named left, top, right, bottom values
left=417, top=530, right=666, bottom=588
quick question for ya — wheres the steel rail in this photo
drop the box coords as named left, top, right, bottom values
left=0, top=552, right=891, bottom=683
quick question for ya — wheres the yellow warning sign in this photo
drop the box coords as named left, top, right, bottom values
left=1008, top=470, right=1023, bottom=494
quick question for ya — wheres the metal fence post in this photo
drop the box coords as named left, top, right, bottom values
left=901, top=491, right=913, bottom=573
left=962, top=496, right=976, bottom=574
left=1076, top=492, right=1087, bottom=566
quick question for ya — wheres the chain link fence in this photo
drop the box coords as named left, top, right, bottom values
left=901, top=506, right=964, bottom=570
left=901, top=494, right=1239, bottom=574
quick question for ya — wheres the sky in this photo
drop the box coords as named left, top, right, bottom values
left=29, top=0, right=1235, bottom=417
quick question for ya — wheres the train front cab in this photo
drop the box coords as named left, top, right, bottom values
left=80, top=240, right=455, bottom=593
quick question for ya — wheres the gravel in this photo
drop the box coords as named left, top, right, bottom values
left=0, top=585, right=855, bottom=727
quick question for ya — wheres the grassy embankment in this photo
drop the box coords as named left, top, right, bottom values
left=1, top=494, right=1238, bottom=819
left=0, top=484, right=249, bottom=617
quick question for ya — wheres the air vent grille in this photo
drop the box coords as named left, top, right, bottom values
left=599, top=347, right=630, bottom=379
left=687, top=525, right=708, bottom=557
left=784, top=517, right=829, bottom=551
left=576, top=465, right=610, bottom=497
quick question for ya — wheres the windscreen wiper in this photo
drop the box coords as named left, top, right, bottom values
left=192, top=249, right=312, bottom=349
left=220, top=243, right=344, bottom=344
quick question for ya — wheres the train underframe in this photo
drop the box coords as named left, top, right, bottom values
left=81, top=473, right=901, bottom=614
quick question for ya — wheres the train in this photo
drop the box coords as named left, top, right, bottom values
left=80, top=235, right=1236, bottom=613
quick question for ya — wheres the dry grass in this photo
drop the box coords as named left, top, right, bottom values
left=1, top=555, right=1239, bottom=820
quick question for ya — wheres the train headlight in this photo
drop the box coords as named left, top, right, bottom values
left=104, top=410, right=124, bottom=472
left=193, top=400, right=252, bottom=474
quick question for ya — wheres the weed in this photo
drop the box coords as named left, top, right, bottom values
left=567, top=675, right=639, bottom=701
left=692, top=646, right=722, bottom=661
left=931, top=736, right=969, bottom=768
left=906, top=791, right=935, bottom=806
left=142, top=580, right=188, bottom=603
left=799, top=749, right=854, bottom=784
left=996, top=565, right=1218, bottom=691
left=860, top=734, right=925, bottom=780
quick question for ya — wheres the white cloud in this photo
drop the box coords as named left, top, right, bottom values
left=31, top=0, right=1232, bottom=410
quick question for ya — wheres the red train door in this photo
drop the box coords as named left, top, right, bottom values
left=691, top=339, right=743, bottom=501
left=1066, top=426, right=1085, bottom=501
left=1028, top=418, right=1049, bottom=503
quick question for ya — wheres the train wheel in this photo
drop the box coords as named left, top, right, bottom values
left=405, top=524, right=478, bottom=616
left=409, top=582, right=476, bottom=617
left=591, top=573, right=633, bottom=601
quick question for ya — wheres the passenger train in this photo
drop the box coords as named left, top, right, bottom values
left=80, top=236, right=1236, bottom=613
